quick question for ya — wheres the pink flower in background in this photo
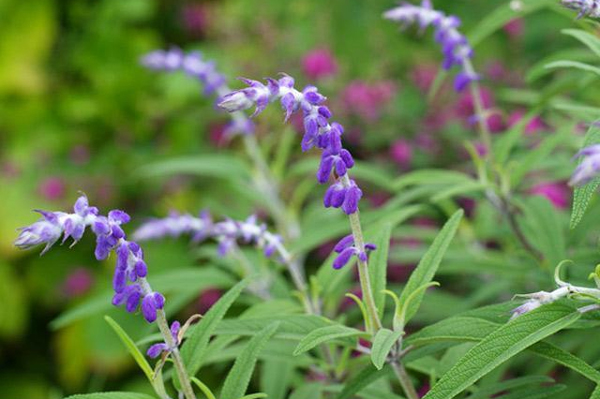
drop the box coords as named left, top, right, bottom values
left=1, top=161, right=20, bottom=179
left=70, top=144, right=90, bottom=165
left=508, top=110, right=548, bottom=135
left=486, top=111, right=506, bottom=133
left=529, top=182, right=570, bottom=209
left=368, top=192, right=390, bottom=208
left=197, top=288, right=222, bottom=314
left=342, top=80, right=397, bottom=121
left=39, top=177, right=66, bottom=201
left=411, top=64, right=438, bottom=91
left=181, top=3, right=209, bottom=37
left=503, top=18, right=524, bottom=40
left=390, top=139, right=413, bottom=169
left=486, top=61, right=509, bottom=82
left=62, top=268, right=95, bottom=298
left=208, top=123, right=228, bottom=148
left=302, top=48, right=338, bottom=80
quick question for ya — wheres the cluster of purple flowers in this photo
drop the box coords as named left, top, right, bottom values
left=332, top=235, right=377, bottom=270
left=133, top=212, right=288, bottom=263
left=383, top=0, right=479, bottom=92
left=217, top=75, right=361, bottom=215
left=569, top=144, right=600, bottom=186
left=561, top=0, right=600, bottom=18
left=141, top=48, right=254, bottom=136
left=15, top=196, right=165, bottom=324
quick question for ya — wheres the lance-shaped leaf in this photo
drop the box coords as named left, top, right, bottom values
left=220, top=322, right=280, bottom=399
left=371, top=328, right=403, bottom=370
left=422, top=303, right=581, bottom=399
left=398, top=210, right=463, bottom=325
left=64, top=393, right=158, bottom=399
left=293, top=325, right=366, bottom=356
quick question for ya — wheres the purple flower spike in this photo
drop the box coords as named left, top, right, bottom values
left=561, top=0, right=600, bottom=18
left=569, top=144, right=600, bottom=186
left=16, top=195, right=167, bottom=326
left=134, top=212, right=290, bottom=265
left=217, top=74, right=363, bottom=214
left=384, top=1, right=478, bottom=92
left=141, top=48, right=255, bottom=136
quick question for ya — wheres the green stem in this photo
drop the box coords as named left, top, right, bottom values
left=342, top=175, right=382, bottom=333
left=391, top=362, right=420, bottom=399
left=155, top=310, right=197, bottom=399
left=463, top=59, right=493, bottom=164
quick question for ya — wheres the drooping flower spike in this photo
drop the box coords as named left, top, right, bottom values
left=569, top=144, right=600, bottom=186
left=141, top=48, right=254, bottom=137
left=217, top=74, right=361, bottom=214
left=15, top=195, right=165, bottom=324
left=383, top=0, right=479, bottom=91
left=132, top=212, right=290, bottom=264
left=561, top=0, right=600, bottom=18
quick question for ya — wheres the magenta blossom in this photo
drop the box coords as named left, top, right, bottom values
left=390, top=139, right=413, bottom=169
left=39, top=177, right=66, bottom=201
left=529, top=182, right=570, bottom=209
left=62, top=267, right=95, bottom=298
left=508, top=110, right=548, bottom=135
left=411, top=64, right=438, bottom=91
left=302, top=48, right=338, bottom=80
left=342, top=80, right=397, bottom=121
left=197, top=288, right=222, bottom=314
left=503, top=18, right=524, bottom=39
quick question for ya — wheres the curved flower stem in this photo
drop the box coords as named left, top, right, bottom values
left=463, top=60, right=541, bottom=260
left=463, top=59, right=493, bottom=163
left=155, top=309, right=197, bottom=399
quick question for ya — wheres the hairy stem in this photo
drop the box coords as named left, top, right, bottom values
left=392, top=362, right=420, bottom=399
left=155, top=310, right=197, bottom=399
left=463, top=59, right=493, bottom=163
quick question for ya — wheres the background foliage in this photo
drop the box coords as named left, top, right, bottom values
left=3, top=0, right=600, bottom=398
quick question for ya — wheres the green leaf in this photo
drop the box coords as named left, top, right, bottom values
left=398, top=210, right=463, bottom=324
left=562, top=29, right=600, bottom=58
left=104, top=316, right=153, bottom=382
left=465, top=376, right=555, bottom=399
left=135, top=154, right=250, bottom=181
left=367, top=223, right=392, bottom=318
left=215, top=315, right=331, bottom=340
left=468, top=0, right=555, bottom=47
left=422, top=304, right=581, bottom=399
left=371, top=329, right=403, bottom=370
left=518, top=196, right=565, bottom=266
left=591, top=385, right=600, bottom=399
left=334, top=365, right=392, bottom=399
left=220, top=322, right=281, bottom=399
left=191, top=377, right=218, bottom=399
left=63, top=393, right=157, bottom=399
left=545, top=60, right=600, bottom=77
left=492, top=384, right=566, bottom=399
left=181, top=279, right=248, bottom=376
left=238, top=394, right=268, bottom=399
left=293, top=325, right=366, bottom=356
left=529, top=341, right=600, bottom=383
left=393, top=169, right=473, bottom=191
left=571, top=120, right=600, bottom=228
left=260, top=359, right=294, bottom=399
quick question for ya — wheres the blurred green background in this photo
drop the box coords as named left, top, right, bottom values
left=1, top=0, right=596, bottom=397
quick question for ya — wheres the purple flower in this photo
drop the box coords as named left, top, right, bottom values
left=561, top=0, right=600, bottom=18
left=147, top=320, right=181, bottom=358
left=217, top=74, right=363, bottom=214
left=384, top=0, right=479, bottom=92
left=15, top=195, right=166, bottom=326
left=570, top=144, right=600, bottom=186
left=332, top=235, right=376, bottom=269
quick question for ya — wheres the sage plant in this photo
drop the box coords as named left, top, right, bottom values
left=562, top=0, right=600, bottom=18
